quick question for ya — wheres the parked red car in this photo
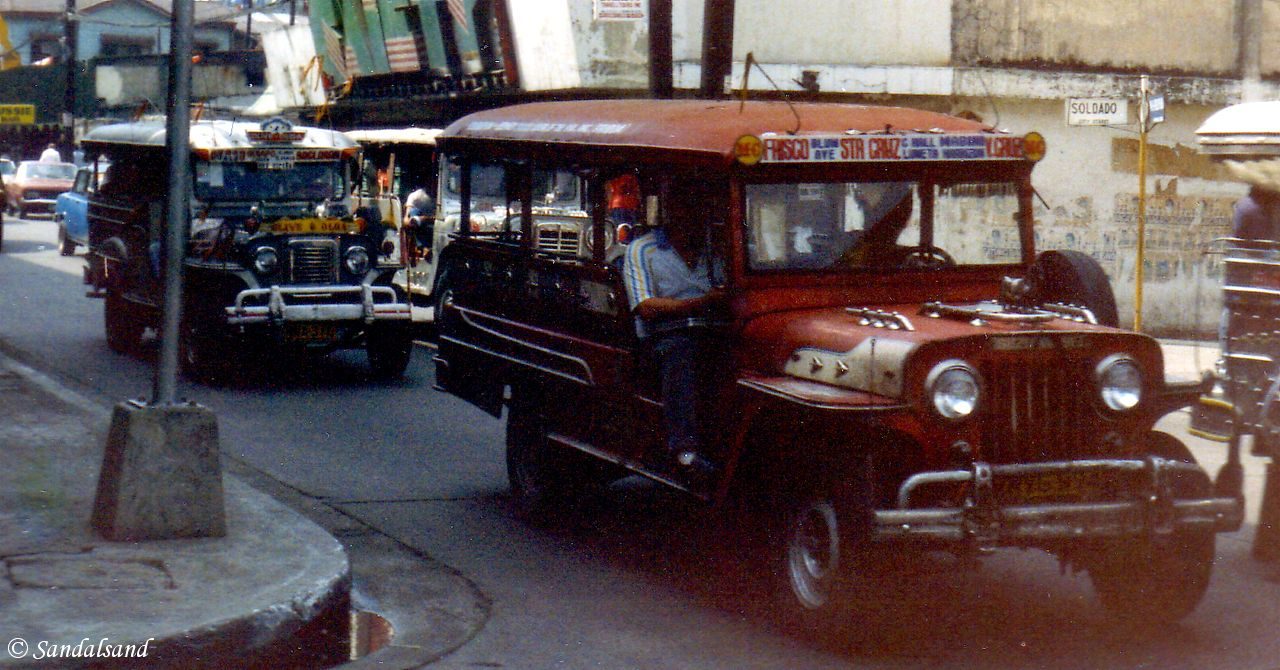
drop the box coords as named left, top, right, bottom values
left=6, top=160, right=76, bottom=218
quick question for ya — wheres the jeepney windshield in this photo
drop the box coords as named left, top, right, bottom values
left=443, top=160, right=580, bottom=208
left=744, top=180, right=1024, bottom=272
left=193, top=161, right=347, bottom=202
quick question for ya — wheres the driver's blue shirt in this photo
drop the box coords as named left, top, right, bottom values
left=623, top=228, right=722, bottom=338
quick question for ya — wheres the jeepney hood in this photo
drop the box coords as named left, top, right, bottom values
left=743, top=301, right=1155, bottom=400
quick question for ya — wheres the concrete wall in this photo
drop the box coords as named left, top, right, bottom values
left=951, top=0, right=1237, bottom=75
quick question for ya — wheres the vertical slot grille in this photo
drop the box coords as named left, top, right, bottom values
left=535, top=223, right=580, bottom=257
left=980, top=358, right=1091, bottom=463
left=287, top=238, right=338, bottom=284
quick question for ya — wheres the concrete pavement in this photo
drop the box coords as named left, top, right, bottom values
left=0, top=349, right=487, bottom=669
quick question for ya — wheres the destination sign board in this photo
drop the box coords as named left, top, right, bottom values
left=1066, top=98, right=1129, bottom=126
left=750, top=133, right=1030, bottom=165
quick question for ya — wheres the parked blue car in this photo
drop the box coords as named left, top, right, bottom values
left=54, top=167, right=93, bottom=256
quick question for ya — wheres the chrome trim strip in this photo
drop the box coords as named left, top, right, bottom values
left=439, top=335, right=593, bottom=387
left=736, top=378, right=909, bottom=412
left=546, top=431, right=706, bottom=500
left=456, top=307, right=596, bottom=385
left=1223, top=285, right=1280, bottom=297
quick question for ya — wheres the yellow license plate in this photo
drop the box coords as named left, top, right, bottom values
left=286, top=323, right=336, bottom=342
left=996, top=471, right=1129, bottom=504
left=269, top=218, right=353, bottom=234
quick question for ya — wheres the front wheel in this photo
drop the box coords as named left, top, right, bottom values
left=769, top=478, right=872, bottom=631
left=366, top=323, right=413, bottom=379
left=1088, top=530, right=1215, bottom=626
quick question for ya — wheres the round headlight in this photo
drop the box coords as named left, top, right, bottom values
left=1097, top=354, right=1142, bottom=411
left=344, top=246, right=370, bottom=275
left=926, top=359, right=980, bottom=420
left=252, top=246, right=278, bottom=275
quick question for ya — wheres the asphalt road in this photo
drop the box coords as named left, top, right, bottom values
left=4, top=213, right=1280, bottom=670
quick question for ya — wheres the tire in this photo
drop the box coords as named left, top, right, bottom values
left=1031, top=249, right=1120, bottom=327
left=505, top=396, right=613, bottom=518
left=57, top=224, right=75, bottom=256
left=769, top=475, right=873, bottom=632
left=366, top=323, right=413, bottom=379
left=1088, top=530, right=1215, bottom=626
left=104, top=289, right=143, bottom=354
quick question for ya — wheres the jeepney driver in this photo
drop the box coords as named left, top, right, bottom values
left=623, top=191, right=726, bottom=481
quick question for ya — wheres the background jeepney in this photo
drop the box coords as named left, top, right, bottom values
left=1194, top=101, right=1280, bottom=559
left=347, top=127, right=590, bottom=325
left=432, top=99, right=1244, bottom=629
left=82, top=117, right=414, bottom=380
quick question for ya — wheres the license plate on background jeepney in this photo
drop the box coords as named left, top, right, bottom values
left=995, top=470, right=1135, bottom=504
left=286, top=323, right=336, bottom=343
left=269, top=218, right=352, bottom=234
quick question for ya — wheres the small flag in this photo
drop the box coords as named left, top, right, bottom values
left=446, top=0, right=471, bottom=34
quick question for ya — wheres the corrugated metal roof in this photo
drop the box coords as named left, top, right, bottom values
left=440, top=99, right=999, bottom=164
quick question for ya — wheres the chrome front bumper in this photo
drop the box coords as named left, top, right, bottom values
left=226, top=284, right=411, bottom=325
left=875, top=458, right=1244, bottom=544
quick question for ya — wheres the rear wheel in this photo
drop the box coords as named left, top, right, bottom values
left=104, top=289, right=144, bottom=354
left=366, top=323, right=413, bottom=379
left=506, top=395, right=614, bottom=518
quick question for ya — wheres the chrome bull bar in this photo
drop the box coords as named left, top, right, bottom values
left=226, top=285, right=411, bottom=325
left=876, top=458, right=1244, bottom=544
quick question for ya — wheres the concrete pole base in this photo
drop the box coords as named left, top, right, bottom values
left=92, top=400, right=227, bottom=541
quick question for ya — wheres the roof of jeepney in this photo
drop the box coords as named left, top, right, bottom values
left=343, top=127, right=442, bottom=146
left=82, top=119, right=357, bottom=151
left=1197, top=101, right=1280, bottom=156
left=439, top=99, right=1001, bottom=164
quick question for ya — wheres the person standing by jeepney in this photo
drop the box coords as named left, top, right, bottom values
left=623, top=192, right=725, bottom=483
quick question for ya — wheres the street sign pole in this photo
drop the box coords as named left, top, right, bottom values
left=1134, top=75, right=1150, bottom=332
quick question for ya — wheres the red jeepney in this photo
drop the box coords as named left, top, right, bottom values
left=433, top=99, right=1243, bottom=628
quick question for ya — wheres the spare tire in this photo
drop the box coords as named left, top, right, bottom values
left=1031, top=250, right=1120, bottom=327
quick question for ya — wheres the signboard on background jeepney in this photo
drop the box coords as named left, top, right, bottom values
left=0, top=104, right=35, bottom=125
left=594, top=0, right=644, bottom=20
left=748, top=133, right=1031, bottom=165
left=1066, top=98, right=1129, bottom=126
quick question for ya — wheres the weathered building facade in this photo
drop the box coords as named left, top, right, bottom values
left=307, top=0, right=1268, bottom=335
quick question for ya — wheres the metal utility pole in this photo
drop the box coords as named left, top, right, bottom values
left=648, top=0, right=672, bottom=98
left=1134, top=75, right=1150, bottom=332
left=62, top=0, right=76, bottom=158
left=698, top=0, right=735, bottom=99
left=155, top=0, right=195, bottom=405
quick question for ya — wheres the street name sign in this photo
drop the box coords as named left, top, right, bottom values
left=1066, top=98, right=1129, bottom=126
